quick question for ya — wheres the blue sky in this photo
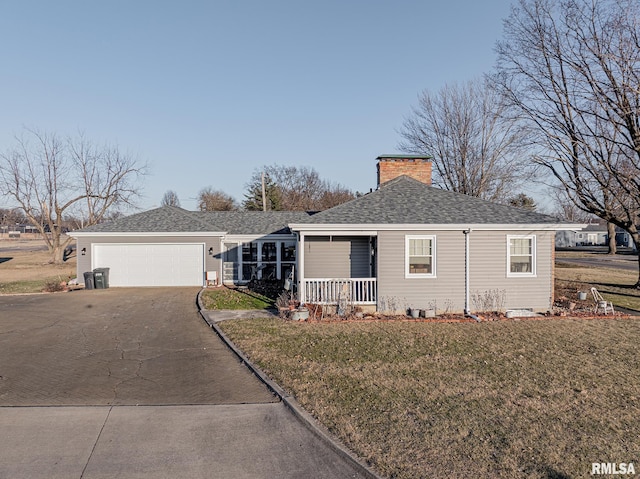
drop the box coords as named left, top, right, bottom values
left=0, top=1, right=515, bottom=211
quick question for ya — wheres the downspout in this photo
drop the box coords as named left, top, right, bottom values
left=463, top=229, right=481, bottom=322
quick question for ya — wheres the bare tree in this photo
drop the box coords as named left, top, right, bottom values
left=606, top=222, right=618, bottom=255
left=243, top=165, right=355, bottom=211
left=316, top=185, right=357, bottom=211
left=161, top=190, right=181, bottom=207
left=550, top=188, right=596, bottom=223
left=197, top=187, right=238, bottom=211
left=0, top=207, right=26, bottom=233
left=494, top=0, right=640, bottom=284
left=0, top=128, right=146, bottom=263
left=398, top=78, right=534, bottom=202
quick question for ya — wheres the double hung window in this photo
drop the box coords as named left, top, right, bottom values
left=507, top=235, right=536, bottom=276
left=405, top=235, right=436, bottom=278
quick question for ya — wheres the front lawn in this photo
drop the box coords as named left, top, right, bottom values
left=219, top=317, right=640, bottom=479
left=200, top=286, right=274, bottom=310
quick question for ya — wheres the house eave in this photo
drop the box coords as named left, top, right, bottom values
left=223, top=233, right=297, bottom=241
left=69, top=231, right=227, bottom=238
left=289, top=223, right=587, bottom=232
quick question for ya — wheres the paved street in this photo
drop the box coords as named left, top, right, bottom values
left=557, top=253, right=638, bottom=272
left=0, top=288, right=371, bottom=478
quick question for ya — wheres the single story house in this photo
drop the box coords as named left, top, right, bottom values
left=555, top=222, right=609, bottom=248
left=556, top=222, right=637, bottom=250
left=616, top=229, right=637, bottom=250
left=71, top=156, right=583, bottom=314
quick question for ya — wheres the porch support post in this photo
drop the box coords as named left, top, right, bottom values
left=219, top=237, right=224, bottom=286
left=298, top=232, right=305, bottom=303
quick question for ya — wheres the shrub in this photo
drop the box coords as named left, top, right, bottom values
left=43, top=278, right=66, bottom=293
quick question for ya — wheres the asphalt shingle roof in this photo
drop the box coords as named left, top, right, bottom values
left=196, top=211, right=313, bottom=235
left=75, top=206, right=215, bottom=233
left=74, top=176, right=563, bottom=235
left=74, top=207, right=313, bottom=235
left=295, top=176, right=562, bottom=225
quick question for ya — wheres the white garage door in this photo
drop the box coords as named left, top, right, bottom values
left=93, top=243, right=205, bottom=287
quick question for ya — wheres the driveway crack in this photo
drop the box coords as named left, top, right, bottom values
left=80, top=405, right=112, bottom=479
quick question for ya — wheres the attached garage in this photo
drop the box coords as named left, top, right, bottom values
left=93, top=243, right=205, bottom=287
left=70, top=206, right=308, bottom=288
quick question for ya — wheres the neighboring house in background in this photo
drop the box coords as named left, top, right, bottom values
left=555, top=221, right=637, bottom=249
left=615, top=228, right=637, bottom=251
left=557, top=224, right=605, bottom=248
left=70, top=156, right=583, bottom=314
left=576, top=223, right=609, bottom=246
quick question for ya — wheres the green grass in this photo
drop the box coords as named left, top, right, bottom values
left=200, top=286, right=274, bottom=310
left=219, top=317, right=640, bottom=479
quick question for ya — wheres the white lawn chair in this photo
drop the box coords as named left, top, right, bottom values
left=591, top=287, right=614, bottom=315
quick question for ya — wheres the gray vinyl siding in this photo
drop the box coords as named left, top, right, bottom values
left=469, top=230, right=553, bottom=312
left=377, top=229, right=554, bottom=314
left=75, top=235, right=222, bottom=282
left=377, top=230, right=466, bottom=313
left=304, top=236, right=371, bottom=278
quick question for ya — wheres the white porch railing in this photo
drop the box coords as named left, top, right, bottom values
left=302, top=278, right=377, bottom=305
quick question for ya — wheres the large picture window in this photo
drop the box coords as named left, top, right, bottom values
left=405, top=235, right=436, bottom=278
left=507, top=235, right=536, bottom=276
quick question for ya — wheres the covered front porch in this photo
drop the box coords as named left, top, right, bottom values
left=297, top=233, right=378, bottom=306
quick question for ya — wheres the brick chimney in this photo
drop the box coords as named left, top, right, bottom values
left=377, top=155, right=432, bottom=187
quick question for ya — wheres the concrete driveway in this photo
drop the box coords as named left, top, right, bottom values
left=0, top=288, right=372, bottom=479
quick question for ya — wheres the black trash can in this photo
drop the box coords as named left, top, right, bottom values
left=93, top=270, right=106, bottom=289
left=83, top=271, right=95, bottom=290
left=93, top=267, right=110, bottom=288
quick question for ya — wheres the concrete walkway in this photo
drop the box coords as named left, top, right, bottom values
left=0, top=289, right=377, bottom=479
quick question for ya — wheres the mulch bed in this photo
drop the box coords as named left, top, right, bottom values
left=273, top=272, right=635, bottom=324
left=283, top=301, right=631, bottom=323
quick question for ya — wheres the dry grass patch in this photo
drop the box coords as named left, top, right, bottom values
left=0, top=240, right=75, bottom=293
left=555, top=261, right=640, bottom=311
left=220, top=318, right=640, bottom=479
